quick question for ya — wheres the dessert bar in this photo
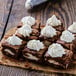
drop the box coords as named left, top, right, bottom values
left=39, top=25, right=61, bottom=46
left=44, top=43, right=73, bottom=69
left=46, top=15, right=65, bottom=32
left=57, top=30, right=75, bottom=51
left=22, top=40, right=47, bottom=63
left=1, top=35, right=26, bottom=60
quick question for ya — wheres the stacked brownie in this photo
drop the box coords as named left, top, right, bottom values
left=1, top=15, right=75, bottom=69
left=1, top=35, right=26, bottom=60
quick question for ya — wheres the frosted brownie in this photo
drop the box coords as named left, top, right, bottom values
left=57, top=30, right=75, bottom=51
left=39, top=25, right=61, bottom=46
left=22, top=40, right=47, bottom=63
left=1, top=35, right=26, bottom=60
left=16, top=16, right=40, bottom=40
left=46, top=15, right=65, bottom=32
left=44, top=43, right=73, bottom=69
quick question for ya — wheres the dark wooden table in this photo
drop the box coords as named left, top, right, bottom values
left=0, top=0, right=76, bottom=76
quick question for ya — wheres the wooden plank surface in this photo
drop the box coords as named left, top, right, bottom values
left=5, top=0, right=30, bottom=32
left=0, top=0, right=76, bottom=76
left=0, top=0, right=8, bottom=39
left=0, top=0, right=13, bottom=39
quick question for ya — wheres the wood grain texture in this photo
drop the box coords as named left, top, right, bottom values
left=5, top=0, right=30, bottom=32
left=0, top=0, right=76, bottom=76
left=0, top=0, right=13, bottom=39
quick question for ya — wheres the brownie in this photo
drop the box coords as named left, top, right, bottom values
left=39, top=25, right=61, bottom=46
left=44, top=49, right=73, bottom=69
left=1, top=36, right=26, bottom=60
left=22, top=46, right=47, bottom=63
left=16, top=22, right=40, bottom=41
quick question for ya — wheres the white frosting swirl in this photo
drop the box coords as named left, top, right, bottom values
left=41, top=26, right=57, bottom=37
left=6, top=35, right=22, bottom=45
left=60, top=30, right=75, bottom=43
left=27, top=40, right=44, bottom=51
left=21, top=16, right=35, bottom=26
left=47, top=43, right=65, bottom=57
left=68, top=22, right=76, bottom=33
left=46, top=15, right=61, bottom=26
left=16, top=25, right=32, bottom=37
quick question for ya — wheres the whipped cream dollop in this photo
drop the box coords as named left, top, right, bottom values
left=68, top=22, right=76, bottom=33
left=6, top=35, right=22, bottom=45
left=47, top=43, right=65, bottom=57
left=41, top=26, right=57, bottom=37
left=60, top=30, right=75, bottom=43
left=16, top=25, right=32, bottom=37
left=27, top=40, right=44, bottom=51
left=21, top=16, right=35, bottom=26
left=46, top=15, right=61, bottom=26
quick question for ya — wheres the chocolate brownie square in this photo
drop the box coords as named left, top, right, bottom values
left=39, top=25, right=61, bottom=46
left=46, top=15, right=65, bottom=32
left=57, top=30, right=75, bottom=51
left=22, top=40, right=47, bottom=63
left=16, top=21, right=40, bottom=41
left=1, top=35, right=26, bottom=60
left=44, top=43, right=73, bottom=69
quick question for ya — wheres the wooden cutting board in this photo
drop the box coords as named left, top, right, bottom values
left=0, top=27, right=76, bottom=74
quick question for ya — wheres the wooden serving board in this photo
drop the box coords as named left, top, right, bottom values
left=0, top=27, right=76, bottom=74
